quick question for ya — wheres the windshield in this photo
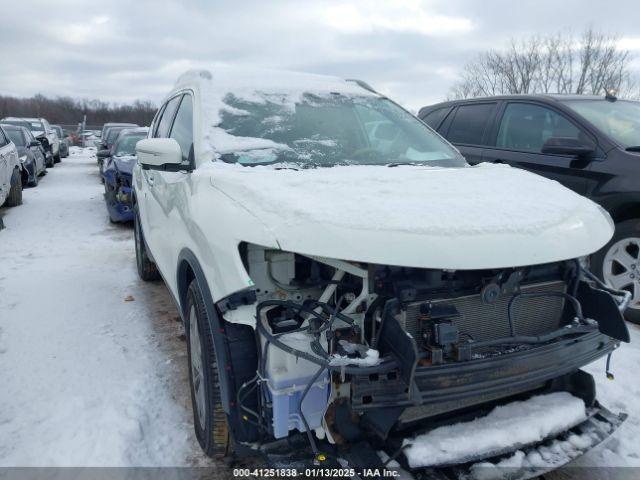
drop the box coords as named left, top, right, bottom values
left=27, top=121, right=44, bottom=132
left=114, top=134, right=145, bottom=156
left=106, top=128, right=125, bottom=145
left=563, top=99, right=640, bottom=148
left=216, top=93, right=465, bottom=168
left=5, top=129, right=26, bottom=147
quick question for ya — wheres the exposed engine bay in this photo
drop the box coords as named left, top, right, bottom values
left=222, top=243, right=630, bottom=471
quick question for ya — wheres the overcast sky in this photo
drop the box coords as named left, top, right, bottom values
left=1, top=0, right=639, bottom=111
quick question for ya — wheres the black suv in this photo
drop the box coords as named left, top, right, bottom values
left=419, top=94, right=640, bottom=322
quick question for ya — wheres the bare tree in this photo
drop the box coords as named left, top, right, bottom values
left=450, top=28, right=637, bottom=99
left=0, top=94, right=157, bottom=126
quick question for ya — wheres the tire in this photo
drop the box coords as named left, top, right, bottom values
left=46, top=155, right=55, bottom=168
left=133, top=204, right=160, bottom=281
left=5, top=171, right=23, bottom=207
left=592, top=219, right=640, bottom=324
left=28, top=165, right=38, bottom=187
left=185, top=280, right=230, bottom=458
left=54, top=154, right=61, bottom=163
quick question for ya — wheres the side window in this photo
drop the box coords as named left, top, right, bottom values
left=154, top=95, right=182, bottom=138
left=446, top=103, right=496, bottom=145
left=169, top=95, right=194, bottom=162
left=421, top=107, right=450, bottom=131
left=497, top=103, right=584, bottom=153
left=0, top=128, right=7, bottom=147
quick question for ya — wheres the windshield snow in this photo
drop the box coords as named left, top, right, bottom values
left=216, top=93, right=465, bottom=168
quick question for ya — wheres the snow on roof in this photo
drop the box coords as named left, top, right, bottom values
left=173, top=67, right=377, bottom=159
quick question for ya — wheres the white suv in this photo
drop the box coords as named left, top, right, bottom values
left=133, top=68, right=629, bottom=473
left=0, top=125, right=22, bottom=207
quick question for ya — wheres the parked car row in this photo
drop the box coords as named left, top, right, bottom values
left=127, top=68, right=631, bottom=477
left=0, top=117, right=68, bottom=211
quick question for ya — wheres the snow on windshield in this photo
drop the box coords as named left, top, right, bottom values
left=178, top=68, right=463, bottom=168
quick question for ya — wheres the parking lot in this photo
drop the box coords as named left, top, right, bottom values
left=0, top=147, right=639, bottom=476
left=0, top=148, right=214, bottom=467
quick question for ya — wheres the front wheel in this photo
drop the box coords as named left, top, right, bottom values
left=592, top=219, right=640, bottom=324
left=185, top=280, right=230, bottom=458
left=133, top=205, right=160, bottom=281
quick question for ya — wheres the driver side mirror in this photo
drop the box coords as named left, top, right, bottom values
left=541, top=137, right=595, bottom=157
left=29, top=139, right=40, bottom=147
left=136, top=138, right=187, bottom=171
left=97, top=149, right=111, bottom=159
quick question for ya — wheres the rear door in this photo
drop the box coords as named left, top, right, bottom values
left=483, top=101, right=596, bottom=195
left=439, top=102, right=498, bottom=164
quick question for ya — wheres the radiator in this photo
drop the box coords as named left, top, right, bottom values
left=402, top=280, right=567, bottom=342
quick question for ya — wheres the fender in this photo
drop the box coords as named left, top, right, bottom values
left=177, top=248, right=234, bottom=415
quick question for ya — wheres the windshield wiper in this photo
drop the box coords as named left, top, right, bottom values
left=625, top=146, right=640, bottom=152
left=386, top=161, right=419, bottom=167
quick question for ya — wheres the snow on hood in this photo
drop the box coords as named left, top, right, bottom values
left=206, top=161, right=614, bottom=269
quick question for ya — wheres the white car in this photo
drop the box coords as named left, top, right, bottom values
left=133, top=68, right=629, bottom=474
left=0, top=125, right=22, bottom=207
left=1, top=117, right=60, bottom=162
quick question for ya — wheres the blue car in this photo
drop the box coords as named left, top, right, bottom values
left=102, top=127, right=148, bottom=223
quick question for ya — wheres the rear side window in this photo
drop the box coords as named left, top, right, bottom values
left=154, top=95, right=182, bottom=138
left=497, top=103, right=583, bottom=153
left=446, top=103, right=496, bottom=145
left=169, top=95, right=194, bottom=162
left=0, top=128, right=8, bottom=147
left=421, top=107, right=450, bottom=130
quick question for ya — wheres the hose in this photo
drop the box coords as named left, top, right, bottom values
left=466, top=323, right=597, bottom=350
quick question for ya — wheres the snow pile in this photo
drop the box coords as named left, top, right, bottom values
left=468, top=428, right=603, bottom=480
left=402, top=392, right=587, bottom=468
left=329, top=348, right=380, bottom=367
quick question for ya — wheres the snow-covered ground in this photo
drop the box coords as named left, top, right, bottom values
left=0, top=148, right=211, bottom=467
left=0, top=147, right=639, bottom=476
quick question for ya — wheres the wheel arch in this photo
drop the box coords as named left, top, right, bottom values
left=177, top=248, right=234, bottom=414
left=609, top=202, right=640, bottom=225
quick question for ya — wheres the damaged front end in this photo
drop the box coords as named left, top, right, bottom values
left=224, top=245, right=629, bottom=478
left=102, top=157, right=134, bottom=223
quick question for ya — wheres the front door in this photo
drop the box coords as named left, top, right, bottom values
left=483, top=102, right=598, bottom=195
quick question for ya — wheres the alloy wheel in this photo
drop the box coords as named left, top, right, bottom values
left=603, top=237, right=640, bottom=310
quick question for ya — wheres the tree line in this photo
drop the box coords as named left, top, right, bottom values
left=0, top=94, right=157, bottom=128
left=450, top=28, right=639, bottom=100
